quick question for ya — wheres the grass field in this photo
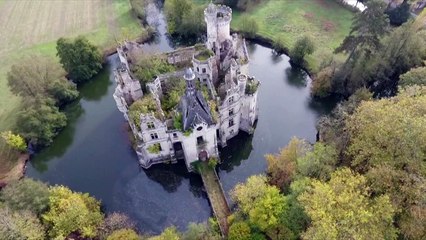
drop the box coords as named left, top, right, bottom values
left=231, top=0, right=354, bottom=72
left=0, top=0, right=145, bottom=132
left=0, top=0, right=145, bottom=181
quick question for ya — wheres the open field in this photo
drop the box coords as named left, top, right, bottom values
left=231, top=0, right=354, bottom=72
left=0, top=0, right=145, bottom=132
left=0, top=0, right=145, bottom=181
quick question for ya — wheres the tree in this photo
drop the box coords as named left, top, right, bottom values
left=399, top=66, right=426, bottom=87
left=1, top=131, right=26, bottom=152
left=336, top=0, right=389, bottom=57
left=42, top=185, right=103, bottom=239
left=347, top=86, right=426, bottom=239
left=334, top=0, right=389, bottom=96
left=347, top=86, right=426, bottom=171
left=317, top=87, right=372, bottom=161
left=0, top=208, right=46, bottom=240
left=98, top=212, right=136, bottom=240
left=290, top=36, right=315, bottom=66
left=183, top=222, right=219, bottom=240
left=299, top=168, right=397, bottom=240
left=149, top=226, right=181, bottom=240
left=296, top=142, right=338, bottom=181
left=265, top=137, right=310, bottom=191
left=164, top=0, right=204, bottom=38
left=228, top=221, right=251, bottom=240
left=364, top=21, right=426, bottom=96
left=386, top=0, right=411, bottom=26
left=238, top=15, right=259, bottom=38
left=7, top=56, right=78, bottom=105
left=0, top=178, right=49, bottom=215
left=311, top=66, right=334, bottom=98
left=16, top=97, right=67, bottom=148
left=107, top=229, right=140, bottom=240
left=56, top=36, right=102, bottom=83
left=231, top=175, right=287, bottom=231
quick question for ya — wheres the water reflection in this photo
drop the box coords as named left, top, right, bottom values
left=285, top=67, right=308, bottom=88
left=78, top=67, right=111, bottom=101
left=219, top=132, right=254, bottom=173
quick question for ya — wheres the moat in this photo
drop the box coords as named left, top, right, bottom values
left=26, top=3, right=334, bottom=234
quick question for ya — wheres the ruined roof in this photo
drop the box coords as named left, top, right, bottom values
left=180, top=91, right=214, bottom=131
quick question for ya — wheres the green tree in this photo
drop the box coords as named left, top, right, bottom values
left=0, top=178, right=49, bottom=215
left=290, top=36, right=315, bottom=66
left=347, top=86, right=426, bottom=239
left=347, top=86, right=426, bottom=171
left=164, top=0, right=204, bottom=38
left=183, top=222, right=219, bottom=240
left=231, top=175, right=287, bottom=231
left=7, top=56, right=78, bottom=105
left=386, top=0, right=411, bottom=26
left=296, top=142, right=338, bottom=181
left=317, top=87, right=372, bottom=161
left=238, top=15, right=259, bottom=38
left=42, top=185, right=103, bottom=239
left=150, top=226, right=181, bottom=240
left=265, top=137, right=310, bottom=191
left=334, top=0, right=389, bottom=95
left=1, top=131, right=26, bottom=152
left=399, top=66, right=426, bottom=87
left=56, top=36, right=103, bottom=83
left=98, top=212, right=136, bottom=240
left=228, top=221, right=251, bottom=240
left=299, top=168, right=397, bottom=240
left=364, top=21, right=426, bottom=95
left=107, top=229, right=140, bottom=240
left=0, top=208, right=46, bottom=240
left=16, top=97, right=67, bottom=148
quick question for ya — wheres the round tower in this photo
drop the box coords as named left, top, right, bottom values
left=238, top=74, right=247, bottom=95
left=204, top=3, right=218, bottom=51
left=184, top=68, right=196, bottom=95
left=216, top=5, right=232, bottom=44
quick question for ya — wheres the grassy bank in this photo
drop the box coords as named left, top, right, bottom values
left=0, top=0, right=147, bottom=182
left=198, top=0, right=354, bottom=72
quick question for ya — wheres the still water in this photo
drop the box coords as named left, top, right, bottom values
left=26, top=3, right=334, bottom=234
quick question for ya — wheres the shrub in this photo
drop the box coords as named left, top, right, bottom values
left=133, top=56, right=175, bottom=89
left=290, top=36, right=315, bottom=66
left=311, top=66, right=334, bottom=98
left=98, top=213, right=136, bottom=240
left=147, top=143, right=161, bottom=154
left=1, top=131, right=26, bottom=152
left=107, top=229, right=140, bottom=240
left=128, top=95, right=158, bottom=130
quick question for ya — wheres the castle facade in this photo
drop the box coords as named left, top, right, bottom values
left=113, top=3, right=259, bottom=171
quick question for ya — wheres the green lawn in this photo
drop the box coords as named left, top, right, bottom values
left=197, top=0, right=354, bottom=72
left=0, top=0, right=146, bottom=132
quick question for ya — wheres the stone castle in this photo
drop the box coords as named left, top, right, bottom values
left=113, top=3, right=260, bottom=171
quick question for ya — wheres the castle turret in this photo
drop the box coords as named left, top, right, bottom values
left=216, top=5, right=232, bottom=44
left=204, top=3, right=232, bottom=51
left=205, top=3, right=218, bottom=51
left=184, top=68, right=196, bottom=95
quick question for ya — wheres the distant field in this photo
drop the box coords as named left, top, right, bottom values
left=0, top=0, right=144, bottom=131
